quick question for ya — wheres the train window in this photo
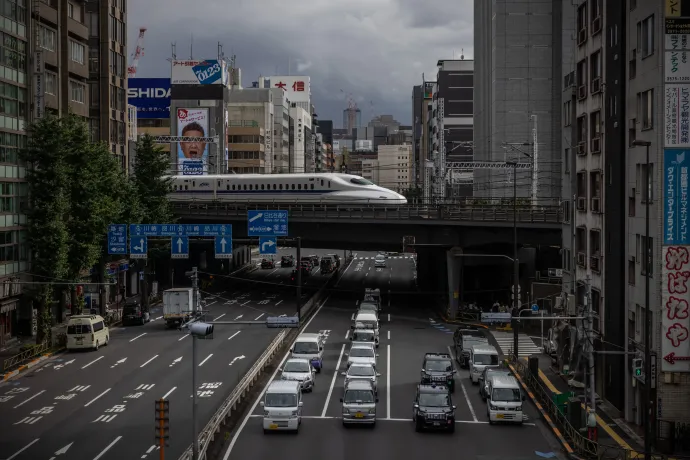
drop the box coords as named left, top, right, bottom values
left=321, top=180, right=324, bottom=186
left=310, top=183, right=314, bottom=190
left=184, top=185, right=188, bottom=190
left=291, top=184, right=295, bottom=190
left=273, top=184, right=277, bottom=190
left=226, top=185, right=230, bottom=190
left=298, top=184, right=302, bottom=190
left=304, top=184, right=307, bottom=190
left=279, top=184, right=283, bottom=190
left=243, top=184, right=247, bottom=190
left=261, top=184, right=264, bottom=190
left=350, top=178, right=374, bottom=186
left=217, top=181, right=221, bottom=187
left=249, top=184, right=253, bottom=190
left=192, top=181, right=196, bottom=187
left=328, top=181, right=331, bottom=188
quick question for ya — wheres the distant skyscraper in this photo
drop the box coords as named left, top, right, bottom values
left=342, top=108, right=361, bottom=134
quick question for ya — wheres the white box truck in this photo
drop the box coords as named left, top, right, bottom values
left=163, top=288, right=195, bottom=328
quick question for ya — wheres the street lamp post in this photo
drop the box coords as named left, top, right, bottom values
left=507, top=160, right=520, bottom=359
left=633, top=139, right=652, bottom=460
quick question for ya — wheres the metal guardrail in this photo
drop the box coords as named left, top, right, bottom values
left=170, top=202, right=564, bottom=224
left=2, top=340, right=51, bottom=372
left=178, top=329, right=289, bottom=460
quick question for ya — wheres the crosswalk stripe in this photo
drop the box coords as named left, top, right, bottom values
left=491, top=332, right=542, bottom=356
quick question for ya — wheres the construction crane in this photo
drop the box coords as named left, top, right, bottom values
left=127, top=27, right=147, bottom=78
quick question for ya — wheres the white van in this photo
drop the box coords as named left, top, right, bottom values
left=66, top=315, right=109, bottom=351
left=469, top=344, right=499, bottom=383
left=351, top=312, right=379, bottom=342
left=486, top=374, right=525, bottom=424
left=290, top=333, right=325, bottom=373
left=260, top=380, right=303, bottom=433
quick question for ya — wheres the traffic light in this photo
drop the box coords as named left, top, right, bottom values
left=632, top=358, right=643, bottom=377
left=155, top=399, right=170, bottom=447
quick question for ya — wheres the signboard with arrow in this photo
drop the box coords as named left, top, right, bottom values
left=171, top=236, right=189, bottom=259
left=259, top=236, right=277, bottom=255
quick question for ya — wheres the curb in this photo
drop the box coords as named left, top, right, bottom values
left=507, top=363, right=582, bottom=459
left=2, top=350, right=64, bottom=381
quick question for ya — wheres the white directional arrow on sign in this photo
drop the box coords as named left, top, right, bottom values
left=177, top=238, right=184, bottom=253
left=53, top=359, right=75, bottom=370
left=135, top=238, right=145, bottom=252
left=249, top=213, right=262, bottom=223
left=110, top=358, right=127, bottom=368
left=261, top=239, right=275, bottom=251
left=279, top=314, right=287, bottom=317
left=229, top=355, right=246, bottom=366
left=48, top=441, right=73, bottom=459
left=220, top=238, right=228, bottom=252
left=169, top=357, right=182, bottom=367
left=234, top=314, right=243, bottom=320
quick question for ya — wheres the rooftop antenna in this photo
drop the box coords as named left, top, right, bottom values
left=170, top=42, right=176, bottom=60
left=218, top=42, right=224, bottom=61
left=190, top=34, right=193, bottom=59
left=461, top=48, right=465, bottom=60
left=288, top=57, right=291, bottom=76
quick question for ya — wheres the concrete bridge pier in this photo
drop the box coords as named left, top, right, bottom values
left=446, top=247, right=463, bottom=320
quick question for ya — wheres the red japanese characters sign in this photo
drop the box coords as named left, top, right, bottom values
left=270, top=76, right=310, bottom=103
left=662, top=246, right=690, bottom=371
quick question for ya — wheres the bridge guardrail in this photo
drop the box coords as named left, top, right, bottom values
left=170, top=202, right=564, bottom=224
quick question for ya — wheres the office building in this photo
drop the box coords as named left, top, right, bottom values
left=377, top=144, right=412, bottom=192
left=269, top=86, right=291, bottom=173
left=343, top=106, right=361, bottom=134
left=318, top=119, right=333, bottom=145
left=473, top=0, right=561, bottom=202
left=289, top=104, right=310, bottom=173
left=414, top=83, right=434, bottom=193
left=86, top=0, right=128, bottom=170
left=127, top=78, right=172, bottom=171
left=226, top=89, right=273, bottom=174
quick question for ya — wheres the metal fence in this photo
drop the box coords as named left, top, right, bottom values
left=170, top=201, right=564, bottom=224
left=2, top=340, right=51, bottom=372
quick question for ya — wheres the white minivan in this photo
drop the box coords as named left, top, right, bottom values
left=261, top=380, right=303, bottom=433
left=486, top=374, right=525, bottom=424
left=66, top=315, right=109, bottom=351
left=290, top=333, right=325, bottom=372
left=469, top=344, right=499, bottom=384
left=351, top=312, right=380, bottom=342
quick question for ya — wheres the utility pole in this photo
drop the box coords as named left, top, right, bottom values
left=508, top=160, right=520, bottom=359
left=585, top=274, right=597, bottom=440
left=296, top=237, right=302, bottom=322
left=186, top=267, right=200, bottom=460
left=530, top=114, right=538, bottom=207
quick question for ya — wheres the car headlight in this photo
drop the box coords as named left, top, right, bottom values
left=291, top=410, right=298, bottom=416
left=368, top=408, right=376, bottom=414
left=264, top=410, right=270, bottom=416
left=489, top=404, right=499, bottom=411
left=516, top=405, right=522, bottom=411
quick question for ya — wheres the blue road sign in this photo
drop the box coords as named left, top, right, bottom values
left=259, top=236, right=277, bottom=255
left=215, top=235, right=232, bottom=259
left=129, top=224, right=232, bottom=237
left=265, top=316, right=299, bottom=328
left=108, top=224, right=127, bottom=255
left=171, top=236, right=189, bottom=259
left=531, top=304, right=539, bottom=312
left=247, top=211, right=288, bottom=236
left=130, top=236, right=148, bottom=259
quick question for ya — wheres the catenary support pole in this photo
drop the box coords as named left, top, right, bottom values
left=512, top=162, right=519, bottom=360
left=644, top=142, right=652, bottom=460
left=585, top=274, right=597, bottom=440
left=296, top=237, right=302, bottom=322
left=190, top=267, right=199, bottom=460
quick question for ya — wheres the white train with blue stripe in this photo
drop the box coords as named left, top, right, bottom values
left=168, top=173, right=408, bottom=205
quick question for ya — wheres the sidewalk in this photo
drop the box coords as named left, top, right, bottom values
left=532, top=353, right=646, bottom=457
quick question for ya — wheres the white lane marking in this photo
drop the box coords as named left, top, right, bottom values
left=240, top=301, right=251, bottom=306
left=140, top=355, right=159, bottom=368
left=388, top=313, right=391, bottom=322
left=254, top=313, right=264, bottom=320
left=178, top=334, right=189, bottom=341
left=223, top=298, right=327, bottom=460
left=447, top=345, right=478, bottom=422
left=275, top=300, right=283, bottom=306
left=6, top=438, right=39, bottom=460
left=198, top=354, right=214, bottom=367
left=130, top=333, right=147, bottom=342
left=269, top=268, right=279, bottom=276
left=215, top=313, right=226, bottom=321
left=386, top=344, right=391, bottom=419
left=81, top=356, right=104, bottom=369
left=154, top=316, right=163, bottom=321
left=162, top=387, right=177, bottom=399
left=334, top=259, right=355, bottom=286
left=321, top=343, right=346, bottom=418
left=13, top=390, right=45, bottom=408
left=355, top=300, right=359, bottom=306
left=345, top=329, right=350, bottom=340
left=84, top=388, right=111, bottom=407
left=387, top=330, right=390, bottom=340
left=93, top=436, right=122, bottom=460
left=228, top=331, right=241, bottom=341
left=205, top=300, right=218, bottom=308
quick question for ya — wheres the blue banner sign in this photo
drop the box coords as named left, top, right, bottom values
left=127, top=78, right=171, bottom=119
left=129, top=224, right=232, bottom=237
left=664, top=149, right=690, bottom=245
left=265, top=316, right=299, bottom=328
left=247, top=210, right=288, bottom=236
left=107, top=224, right=127, bottom=255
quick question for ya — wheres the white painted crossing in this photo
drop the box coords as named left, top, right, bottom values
left=490, top=331, right=542, bottom=357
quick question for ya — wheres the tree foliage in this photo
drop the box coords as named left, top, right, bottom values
left=131, top=134, right=173, bottom=224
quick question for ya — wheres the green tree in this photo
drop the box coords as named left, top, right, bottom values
left=20, top=114, right=72, bottom=343
left=131, top=134, right=173, bottom=224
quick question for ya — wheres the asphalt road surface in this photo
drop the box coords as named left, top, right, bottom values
left=221, top=296, right=564, bottom=460
left=248, top=247, right=349, bottom=288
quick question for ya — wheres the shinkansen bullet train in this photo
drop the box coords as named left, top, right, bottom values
left=168, top=173, right=408, bottom=205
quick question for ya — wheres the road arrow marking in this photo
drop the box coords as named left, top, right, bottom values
left=53, top=442, right=73, bottom=456
left=229, top=355, right=246, bottom=366
left=176, top=237, right=184, bottom=253
left=54, top=359, right=75, bottom=370
left=169, top=357, right=182, bottom=367
left=664, top=352, right=690, bottom=365
left=234, top=314, right=243, bottom=320
left=110, top=358, right=127, bottom=368
left=249, top=213, right=262, bottom=223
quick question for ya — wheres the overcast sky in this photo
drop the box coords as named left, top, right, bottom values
left=128, top=0, right=473, bottom=127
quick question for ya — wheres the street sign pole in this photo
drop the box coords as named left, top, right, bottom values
left=296, top=237, right=301, bottom=323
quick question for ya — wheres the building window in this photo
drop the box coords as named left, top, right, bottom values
left=564, top=100, right=571, bottom=126
left=638, top=89, right=653, bottom=130
left=589, top=229, right=601, bottom=273
left=45, top=71, right=56, bottom=95
left=638, top=15, right=654, bottom=58
left=577, top=171, right=587, bottom=208
left=641, top=236, right=653, bottom=276
left=576, top=226, right=587, bottom=267
left=590, top=170, right=602, bottom=212
left=637, top=162, right=654, bottom=203
left=70, top=40, right=85, bottom=65
left=69, top=80, right=85, bottom=104
left=590, top=110, right=601, bottom=153
left=577, top=2, right=587, bottom=35
left=577, top=114, right=587, bottom=153
left=67, top=2, right=73, bottom=17
left=564, top=148, right=570, bottom=174
left=591, top=0, right=601, bottom=24
left=629, top=49, right=637, bottom=79
left=39, top=26, right=55, bottom=51
left=577, top=59, right=587, bottom=99
left=590, top=50, right=601, bottom=90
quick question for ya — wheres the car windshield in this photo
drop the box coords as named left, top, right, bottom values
left=359, top=304, right=377, bottom=312
left=349, top=365, right=375, bottom=377
left=474, top=354, right=499, bottom=365
left=375, top=256, right=385, bottom=261
left=350, top=347, right=374, bottom=358
left=123, top=306, right=139, bottom=314
left=419, top=393, right=450, bottom=407
left=461, top=330, right=484, bottom=338
left=344, top=389, right=375, bottom=403
left=293, top=342, right=319, bottom=353
left=264, top=393, right=298, bottom=407
left=486, top=370, right=511, bottom=379
left=425, top=359, right=452, bottom=372
left=492, top=388, right=521, bottom=402
left=352, top=331, right=374, bottom=341
left=283, top=361, right=310, bottom=373
left=355, top=321, right=376, bottom=329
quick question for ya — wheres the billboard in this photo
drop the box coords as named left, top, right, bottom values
left=662, top=245, right=690, bottom=372
left=171, top=59, right=228, bottom=85
left=269, top=76, right=310, bottom=103
left=127, top=78, right=171, bottom=119
left=666, top=51, right=690, bottom=82
left=177, top=108, right=209, bottom=175
left=665, top=85, right=690, bottom=147
left=664, top=149, right=690, bottom=245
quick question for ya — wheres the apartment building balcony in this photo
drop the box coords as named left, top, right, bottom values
left=228, top=122, right=266, bottom=153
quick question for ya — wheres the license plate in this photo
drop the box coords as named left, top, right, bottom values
left=76, top=339, right=83, bottom=344
left=355, top=412, right=364, bottom=418
left=269, top=423, right=278, bottom=429
left=433, top=421, right=440, bottom=426
left=496, top=414, right=504, bottom=419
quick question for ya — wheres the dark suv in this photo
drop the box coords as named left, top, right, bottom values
left=280, top=255, right=294, bottom=267
left=453, top=327, right=488, bottom=368
left=421, top=353, right=456, bottom=392
left=413, top=384, right=456, bottom=432
left=123, top=302, right=150, bottom=326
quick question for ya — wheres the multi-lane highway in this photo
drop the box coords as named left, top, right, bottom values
left=0, top=248, right=341, bottom=460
